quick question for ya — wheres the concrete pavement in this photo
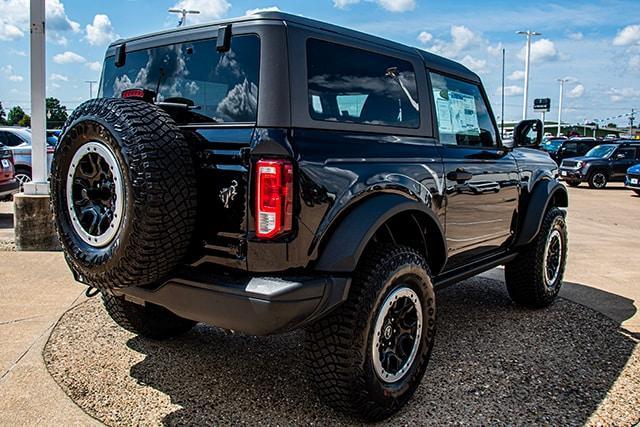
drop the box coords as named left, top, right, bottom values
left=0, top=251, right=100, bottom=426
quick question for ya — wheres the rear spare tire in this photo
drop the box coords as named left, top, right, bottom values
left=51, top=98, right=197, bottom=291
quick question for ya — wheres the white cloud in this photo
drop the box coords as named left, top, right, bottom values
left=630, top=55, right=640, bottom=72
left=519, top=38, right=559, bottom=63
left=0, top=0, right=79, bottom=42
left=607, top=87, right=640, bottom=102
left=428, top=25, right=482, bottom=58
left=86, top=14, right=119, bottom=46
left=496, top=85, right=524, bottom=97
left=613, top=24, right=640, bottom=46
left=487, top=42, right=503, bottom=56
left=53, top=51, right=86, bottom=64
left=508, top=70, right=525, bottom=81
left=459, top=55, right=487, bottom=73
left=567, top=84, right=585, bottom=98
left=170, top=0, right=231, bottom=24
left=245, top=6, right=280, bottom=15
left=86, top=61, right=102, bottom=72
left=1, top=65, right=23, bottom=83
left=417, top=31, right=433, bottom=44
left=567, top=31, right=584, bottom=41
left=378, top=0, right=415, bottom=12
left=334, top=0, right=415, bottom=12
left=9, top=49, right=26, bottom=57
left=50, top=73, right=68, bottom=81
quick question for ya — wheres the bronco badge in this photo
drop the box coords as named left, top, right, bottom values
left=219, top=180, right=238, bottom=208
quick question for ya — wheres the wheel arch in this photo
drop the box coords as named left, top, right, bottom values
left=514, top=179, right=568, bottom=247
left=314, top=193, right=447, bottom=275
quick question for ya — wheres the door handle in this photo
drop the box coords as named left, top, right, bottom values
left=447, top=169, right=473, bottom=182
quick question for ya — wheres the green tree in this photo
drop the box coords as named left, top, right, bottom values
left=0, top=102, right=6, bottom=125
left=7, top=106, right=25, bottom=126
left=18, top=114, right=30, bottom=127
left=46, top=97, right=68, bottom=128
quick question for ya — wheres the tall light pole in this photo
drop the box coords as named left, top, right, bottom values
left=557, top=78, right=569, bottom=137
left=517, top=30, right=541, bottom=120
left=501, top=48, right=505, bottom=138
left=85, top=80, right=98, bottom=99
left=168, top=8, right=200, bottom=27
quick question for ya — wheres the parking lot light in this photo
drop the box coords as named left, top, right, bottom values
left=517, top=30, right=541, bottom=120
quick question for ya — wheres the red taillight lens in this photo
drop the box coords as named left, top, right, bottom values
left=121, top=88, right=145, bottom=99
left=255, top=159, right=293, bottom=239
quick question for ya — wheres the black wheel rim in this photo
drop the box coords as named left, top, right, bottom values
left=543, top=228, right=563, bottom=287
left=66, top=142, right=124, bottom=247
left=372, top=286, right=423, bottom=383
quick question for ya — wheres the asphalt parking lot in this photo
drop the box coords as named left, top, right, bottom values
left=0, top=183, right=639, bottom=425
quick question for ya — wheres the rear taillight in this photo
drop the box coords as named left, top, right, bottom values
left=255, top=159, right=293, bottom=239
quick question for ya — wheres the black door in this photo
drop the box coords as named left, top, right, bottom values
left=429, top=71, right=519, bottom=268
left=611, top=147, right=637, bottom=178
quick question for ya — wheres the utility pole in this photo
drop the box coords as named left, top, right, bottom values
left=517, top=30, right=541, bottom=120
left=501, top=48, right=505, bottom=138
left=557, top=78, right=569, bottom=137
left=85, top=80, right=97, bottom=99
left=168, top=8, right=200, bottom=27
left=630, top=108, right=636, bottom=133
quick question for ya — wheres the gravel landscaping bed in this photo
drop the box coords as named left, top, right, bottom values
left=44, top=277, right=640, bottom=426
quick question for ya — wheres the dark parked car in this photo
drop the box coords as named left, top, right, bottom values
left=543, top=137, right=598, bottom=165
left=559, top=141, right=640, bottom=188
left=0, top=127, right=55, bottom=188
left=626, top=163, right=640, bottom=195
left=0, top=143, right=19, bottom=201
left=50, top=12, right=569, bottom=421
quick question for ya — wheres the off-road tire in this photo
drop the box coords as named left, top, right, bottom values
left=587, top=170, right=608, bottom=189
left=102, top=293, right=196, bottom=339
left=51, top=98, right=197, bottom=291
left=505, top=207, right=567, bottom=308
left=305, top=245, right=436, bottom=422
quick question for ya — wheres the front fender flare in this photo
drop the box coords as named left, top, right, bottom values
left=514, top=179, right=568, bottom=247
left=315, top=194, right=445, bottom=273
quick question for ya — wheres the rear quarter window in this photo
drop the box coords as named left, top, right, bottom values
left=100, top=35, right=260, bottom=123
left=306, top=38, right=420, bottom=129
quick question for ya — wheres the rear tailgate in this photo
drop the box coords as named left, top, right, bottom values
left=185, top=127, right=253, bottom=269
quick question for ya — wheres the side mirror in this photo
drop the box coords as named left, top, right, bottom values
left=616, top=153, right=625, bottom=159
left=513, top=119, right=543, bottom=148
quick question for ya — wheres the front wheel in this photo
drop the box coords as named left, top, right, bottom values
left=588, top=171, right=608, bottom=189
left=305, top=245, right=436, bottom=421
left=505, top=207, right=568, bottom=308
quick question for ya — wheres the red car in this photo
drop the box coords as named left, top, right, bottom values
left=0, top=143, right=19, bottom=201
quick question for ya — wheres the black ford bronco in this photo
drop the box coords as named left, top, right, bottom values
left=51, top=12, right=569, bottom=421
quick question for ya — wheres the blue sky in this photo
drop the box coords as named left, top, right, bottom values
left=0, top=0, right=639, bottom=125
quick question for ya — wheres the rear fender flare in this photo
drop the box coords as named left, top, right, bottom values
left=315, top=194, right=446, bottom=274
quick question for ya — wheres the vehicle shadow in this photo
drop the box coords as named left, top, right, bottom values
left=120, top=277, right=638, bottom=425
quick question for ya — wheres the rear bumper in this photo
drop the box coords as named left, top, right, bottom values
left=0, top=179, right=19, bottom=198
left=114, top=270, right=351, bottom=336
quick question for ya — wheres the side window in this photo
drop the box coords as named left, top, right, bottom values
left=617, top=148, right=636, bottom=159
left=306, top=38, right=420, bottom=128
left=5, top=133, right=25, bottom=147
left=563, top=142, right=578, bottom=155
left=429, top=72, right=497, bottom=148
left=0, top=132, right=8, bottom=145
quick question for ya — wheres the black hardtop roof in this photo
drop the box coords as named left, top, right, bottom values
left=109, top=11, right=479, bottom=83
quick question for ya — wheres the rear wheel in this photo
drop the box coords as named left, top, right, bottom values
left=14, top=167, right=31, bottom=191
left=505, top=207, right=567, bottom=308
left=588, top=171, right=608, bottom=189
left=305, top=245, right=436, bottom=421
left=102, top=293, right=196, bottom=340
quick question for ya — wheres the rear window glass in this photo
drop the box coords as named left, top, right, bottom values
left=100, top=35, right=260, bottom=123
left=306, top=38, right=419, bottom=128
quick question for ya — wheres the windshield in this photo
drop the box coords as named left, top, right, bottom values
left=541, top=139, right=564, bottom=152
left=585, top=144, right=617, bottom=158
left=100, top=35, right=260, bottom=123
